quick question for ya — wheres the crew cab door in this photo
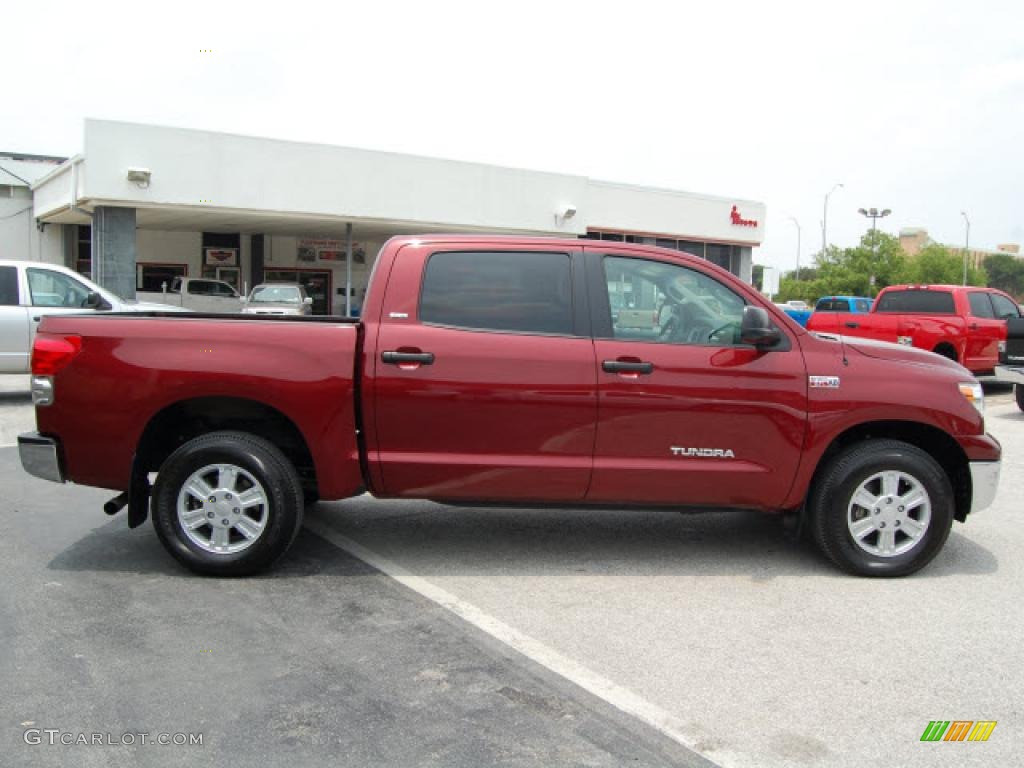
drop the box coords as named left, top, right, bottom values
left=585, top=250, right=807, bottom=509
left=964, top=291, right=1004, bottom=372
left=0, top=265, right=30, bottom=373
left=370, top=244, right=597, bottom=502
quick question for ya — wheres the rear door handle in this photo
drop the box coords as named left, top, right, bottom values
left=602, top=360, right=654, bottom=375
left=382, top=351, right=435, bottom=365
left=845, top=321, right=859, bottom=328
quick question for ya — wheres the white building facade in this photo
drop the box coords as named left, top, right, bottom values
left=6, top=120, right=766, bottom=314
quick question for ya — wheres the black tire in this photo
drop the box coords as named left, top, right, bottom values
left=152, top=431, right=304, bottom=576
left=933, top=344, right=958, bottom=363
left=808, top=439, right=954, bottom=577
left=1016, top=384, right=1024, bottom=412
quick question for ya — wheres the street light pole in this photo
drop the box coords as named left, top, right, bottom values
left=857, top=207, right=892, bottom=292
left=787, top=216, right=802, bottom=281
left=822, top=183, right=844, bottom=258
left=960, top=211, right=971, bottom=286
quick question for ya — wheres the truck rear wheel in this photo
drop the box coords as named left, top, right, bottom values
left=1016, top=384, right=1024, bottom=412
left=151, top=431, right=304, bottom=576
left=809, top=439, right=954, bottom=577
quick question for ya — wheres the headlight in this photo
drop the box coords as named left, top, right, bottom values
left=958, top=381, right=984, bottom=416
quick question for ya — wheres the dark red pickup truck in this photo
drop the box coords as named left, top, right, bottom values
left=806, top=284, right=1020, bottom=374
left=19, top=236, right=1001, bottom=577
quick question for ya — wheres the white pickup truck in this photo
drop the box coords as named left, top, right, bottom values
left=137, top=277, right=244, bottom=314
left=0, top=260, right=184, bottom=374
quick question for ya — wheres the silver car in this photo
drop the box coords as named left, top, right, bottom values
left=242, top=283, right=313, bottom=316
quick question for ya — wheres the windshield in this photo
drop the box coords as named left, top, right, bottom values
left=248, top=285, right=303, bottom=304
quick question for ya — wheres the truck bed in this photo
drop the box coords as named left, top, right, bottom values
left=34, top=312, right=364, bottom=500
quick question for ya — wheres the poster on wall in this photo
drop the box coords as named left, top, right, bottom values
left=298, top=238, right=365, bottom=264
left=205, top=248, right=238, bottom=266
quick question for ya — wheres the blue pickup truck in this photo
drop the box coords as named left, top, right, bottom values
left=779, top=295, right=873, bottom=327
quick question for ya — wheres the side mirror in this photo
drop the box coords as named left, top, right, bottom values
left=740, top=305, right=782, bottom=348
left=303, top=297, right=313, bottom=305
left=84, top=291, right=112, bottom=311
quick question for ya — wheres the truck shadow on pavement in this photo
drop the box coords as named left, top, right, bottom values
left=47, top=519, right=372, bottom=580
left=46, top=504, right=999, bottom=581
left=307, top=501, right=999, bottom=581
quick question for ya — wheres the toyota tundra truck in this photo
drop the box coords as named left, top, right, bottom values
left=806, top=283, right=1020, bottom=374
left=18, top=236, right=1001, bottom=577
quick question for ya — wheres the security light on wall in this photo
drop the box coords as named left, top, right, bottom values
left=126, top=168, right=151, bottom=187
left=555, top=204, right=577, bottom=226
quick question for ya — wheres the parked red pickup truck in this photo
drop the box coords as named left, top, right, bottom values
left=19, top=236, right=1001, bottom=577
left=806, top=284, right=1020, bottom=374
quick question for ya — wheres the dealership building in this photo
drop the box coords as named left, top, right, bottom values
left=2, top=120, right=766, bottom=314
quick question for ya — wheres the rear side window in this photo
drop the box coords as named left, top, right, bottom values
left=420, top=251, right=573, bottom=335
left=875, top=290, right=955, bottom=314
left=0, top=266, right=18, bottom=306
left=991, top=293, right=1021, bottom=319
left=815, top=298, right=849, bottom=312
left=967, top=292, right=995, bottom=318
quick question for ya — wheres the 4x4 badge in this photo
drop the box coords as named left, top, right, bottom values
left=809, top=376, right=841, bottom=389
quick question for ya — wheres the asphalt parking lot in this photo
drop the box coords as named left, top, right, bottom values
left=1, top=375, right=1020, bottom=767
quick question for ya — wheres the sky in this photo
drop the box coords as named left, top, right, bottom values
left=3, top=0, right=1022, bottom=273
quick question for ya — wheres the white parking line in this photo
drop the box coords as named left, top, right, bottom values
left=304, top=517, right=727, bottom=767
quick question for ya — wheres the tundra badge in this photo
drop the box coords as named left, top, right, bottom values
left=670, top=447, right=736, bottom=459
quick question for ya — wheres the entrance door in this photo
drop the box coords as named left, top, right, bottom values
left=371, top=244, right=597, bottom=502
left=585, top=250, right=807, bottom=509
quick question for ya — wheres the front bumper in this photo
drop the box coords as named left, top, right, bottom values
left=18, top=432, right=65, bottom=484
left=994, top=365, right=1024, bottom=386
left=969, top=459, right=1000, bottom=514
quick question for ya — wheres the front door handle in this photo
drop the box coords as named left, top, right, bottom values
left=969, top=323, right=979, bottom=331
left=602, top=360, right=654, bottom=375
left=382, top=350, right=435, bottom=365
left=845, top=321, right=859, bottom=328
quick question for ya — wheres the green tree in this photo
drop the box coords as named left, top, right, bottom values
left=984, top=252, right=1024, bottom=298
left=904, top=243, right=986, bottom=286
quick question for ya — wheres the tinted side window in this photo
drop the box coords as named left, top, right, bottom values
left=0, top=266, right=19, bottom=306
left=815, top=299, right=848, bottom=312
left=990, top=293, right=1020, bottom=319
left=875, top=290, right=955, bottom=313
left=211, top=282, right=238, bottom=297
left=187, top=280, right=214, bottom=296
left=967, top=292, right=995, bottom=318
left=602, top=255, right=747, bottom=346
left=855, top=299, right=871, bottom=313
left=420, top=251, right=573, bottom=335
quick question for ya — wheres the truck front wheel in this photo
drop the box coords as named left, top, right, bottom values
left=1016, top=384, right=1024, bottom=412
left=809, top=440, right=954, bottom=577
left=151, top=431, right=304, bottom=576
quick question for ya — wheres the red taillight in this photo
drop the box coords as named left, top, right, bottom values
left=31, top=335, right=82, bottom=375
